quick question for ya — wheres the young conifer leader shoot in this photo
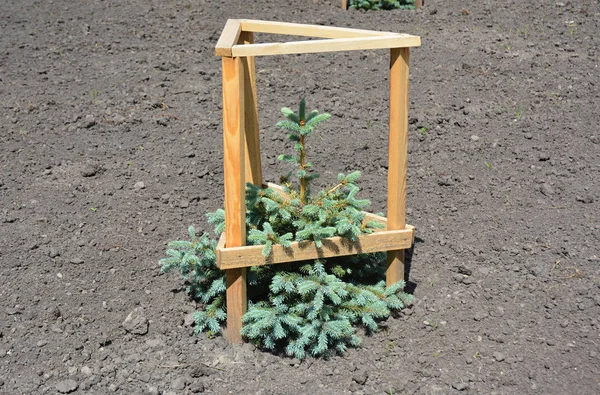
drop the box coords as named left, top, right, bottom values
left=276, top=99, right=331, bottom=204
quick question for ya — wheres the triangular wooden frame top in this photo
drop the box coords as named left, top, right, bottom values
left=215, top=19, right=421, bottom=58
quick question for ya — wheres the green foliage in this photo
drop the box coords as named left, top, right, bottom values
left=161, top=99, right=413, bottom=358
left=159, top=226, right=226, bottom=336
left=349, top=0, right=416, bottom=11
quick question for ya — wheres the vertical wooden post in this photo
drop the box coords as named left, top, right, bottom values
left=342, top=0, right=348, bottom=10
left=415, top=0, right=423, bottom=9
left=239, top=32, right=262, bottom=186
left=222, top=55, right=247, bottom=343
left=386, top=47, right=410, bottom=286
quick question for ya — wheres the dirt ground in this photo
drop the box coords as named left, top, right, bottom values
left=1, top=0, right=599, bottom=394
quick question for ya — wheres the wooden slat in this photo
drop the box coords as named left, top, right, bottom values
left=215, top=19, right=242, bottom=57
left=222, top=56, right=247, bottom=343
left=239, top=32, right=262, bottom=186
left=240, top=19, right=393, bottom=39
left=216, top=228, right=414, bottom=270
left=230, top=34, right=420, bottom=57
left=342, top=0, right=348, bottom=10
left=416, top=0, right=423, bottom=9
left=386, top=47, right=410, bottom=286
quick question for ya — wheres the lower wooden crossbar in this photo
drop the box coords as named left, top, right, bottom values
left=216, top=224, right=414, bottom=269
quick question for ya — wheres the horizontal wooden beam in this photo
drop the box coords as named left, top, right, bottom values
left=240, top=19, right=393, bottom=39
left=230, top=34, right=420, bottom=57
left=215, top=19, right=242, bottom=57
left=216, top=226, right=414, bottom=270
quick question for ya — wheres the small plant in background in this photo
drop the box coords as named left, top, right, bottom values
left=514, top=104, right=523, bottom=120
left=160, top=99, right=413, bottom=358
left=349, top=0, right=416, bottom=11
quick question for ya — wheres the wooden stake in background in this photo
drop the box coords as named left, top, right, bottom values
left=386, top=47, right=410, bottom=286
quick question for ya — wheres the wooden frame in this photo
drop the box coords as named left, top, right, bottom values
left=215, top=19, right=420, bottom=343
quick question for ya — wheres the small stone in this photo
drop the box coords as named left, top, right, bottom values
left=134, top=181, right=146, bottom=190
left=590, top=135, right=599, bottom=144
left=540, top=183, right=554, bottom=196
left=438, top=176, right=454, bottom=186
left=122, top=307, right=149, bottom=335
left=190, top=366, right=209, bottom=378
left=452, top=382, right=469, bottom=391
left=524, top=132, right=533, bottom=139
left=81, top=165, right=98, bottom=177
left=190, top=381, right=205, bottom=393
left=81, top=366, right=92, bottom=376
left=171, top=376, right=187, bottom=390
left=493, top=351, right=506, bottom=362
left=470, top=135, right=479, bottom=141
left=576, top=195, right=594, bottom=204
left=179, top=199, right=189, bottom=209
left=70, top=258, right=84, bottom=265
left=352, top=369, right=369, bottom=385
left=84, top=115, right=96, bottom=128
left=474, top=311, right=488, bottom=321
left=49, top=248, right=60, bottom=258
left=539, top=153, right=550, bottom=161
left=56, top=379, right=78, bottom=393
left=457, top=265, right=472, bottom=276
left=478, top=267, right=490, bottom=276
left=184, top=313, right=195, bottom=327
left=560, top=319, right=570, bottom=328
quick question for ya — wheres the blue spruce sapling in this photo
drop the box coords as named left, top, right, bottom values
left=160, top=99, right=413, bottom=358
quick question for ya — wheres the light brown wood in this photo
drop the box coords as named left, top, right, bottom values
left=415, top=0, right=423, bottom=9
left=238, top=31, right=262, bottom=186
left=215, top=19, right=242, bottom=57
left=216, top=228, right=414, bottom=270
left=230, top=34, right=420, bottom=57
left=225, top=268, right=246, bottom=342
left=386, top=47, right=410, bottom=286
left=240, top=19, right=391, bottom=39
left=222, top=56, right=247, bottom=343
left=342, top=0, right=348, bottom=10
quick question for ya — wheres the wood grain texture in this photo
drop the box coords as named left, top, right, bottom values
left=225, top=268, right=246, bottom=343
left=221, top=56, right=247, bottom=343
left=216, top=228, right=414, bottom=270
left=386, top=47, right=410, bottom=285
left=222, top=56, right=246, bottom=248
left=240, top=19, right=391, bottom=38
left=416, top=0, right=423, bottom=9
left=231, top=34, right=420, bottom=57
left=215, top=19, right=241, bottom=57
left=238, top=31, right=262, bottom=186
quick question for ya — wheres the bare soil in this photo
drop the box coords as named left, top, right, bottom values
left=1, top=0, right=599, bottom=394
